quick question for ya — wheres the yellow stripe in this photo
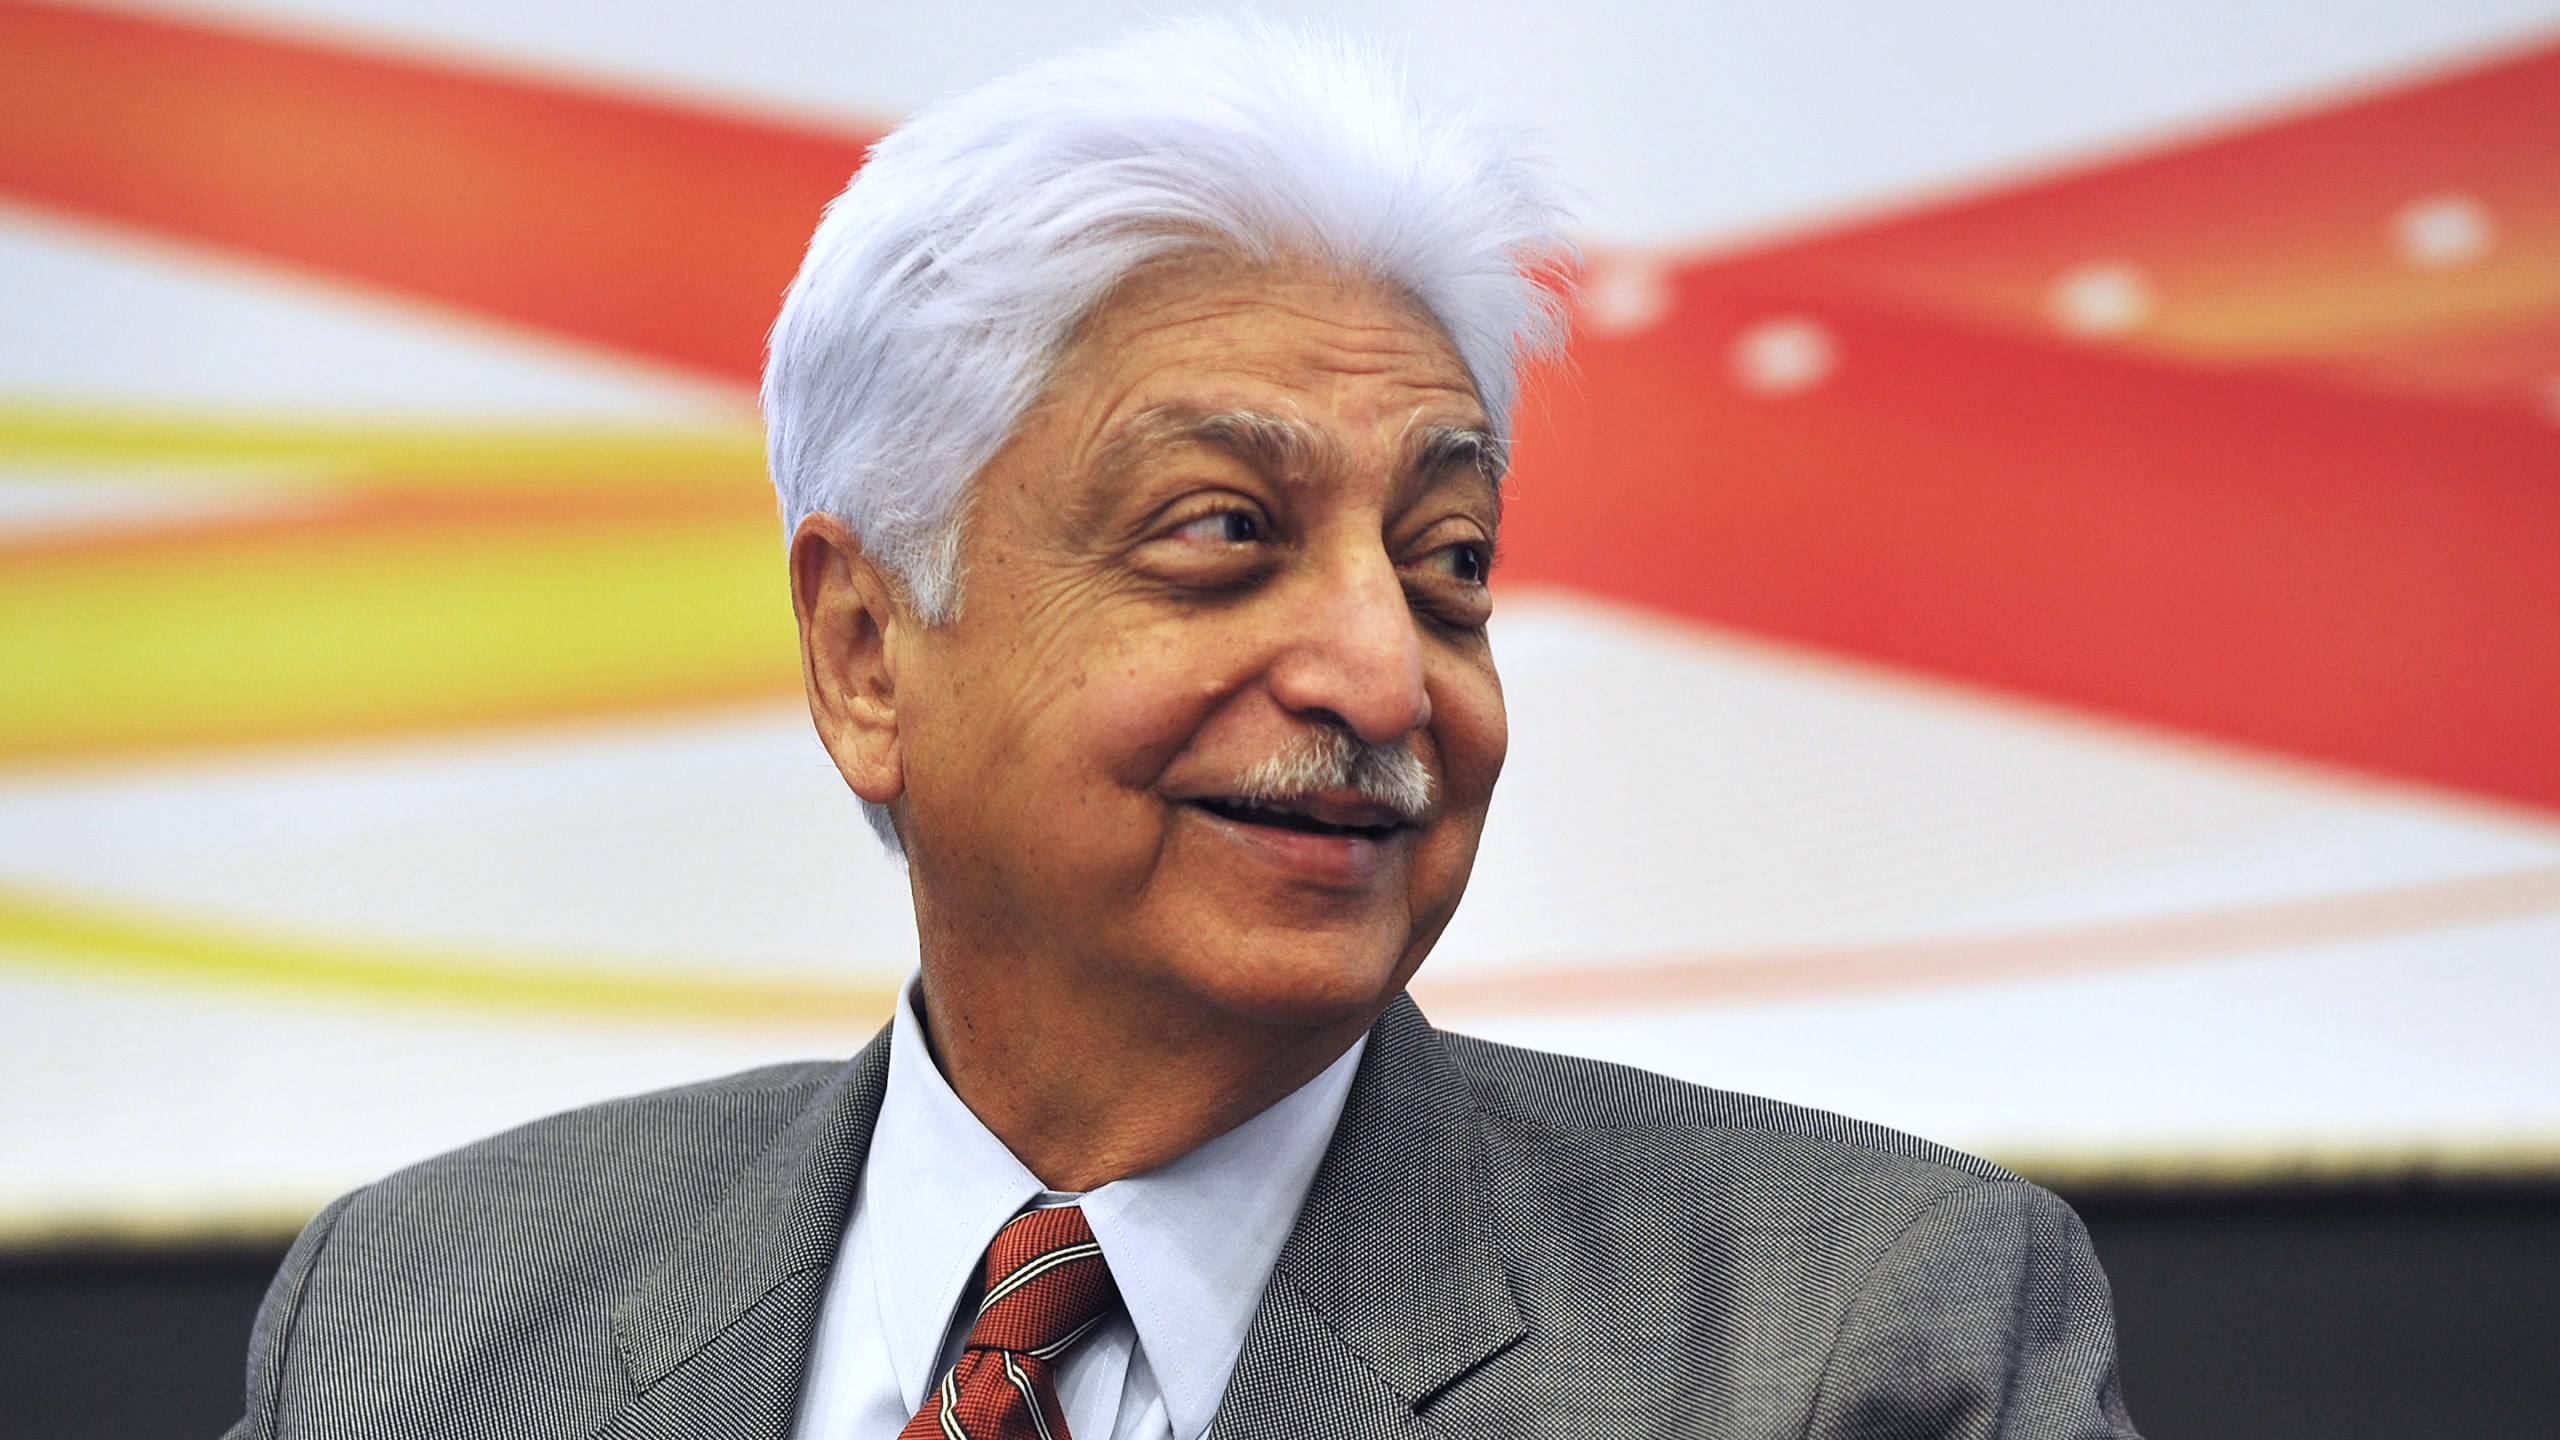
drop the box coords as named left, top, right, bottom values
left=0, top=507, right=803, bottom=761
left=0, top=881, right=893, bottom=1026
left=0, top=402, right=767, bottom=494
left=0, top=403, right=802, bottom=762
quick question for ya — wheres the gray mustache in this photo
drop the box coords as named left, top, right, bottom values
left=1235, top=728, right=1434, bottom=821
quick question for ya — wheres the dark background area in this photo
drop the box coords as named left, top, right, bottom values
left=3, top=1179, right=2554, bottom=1439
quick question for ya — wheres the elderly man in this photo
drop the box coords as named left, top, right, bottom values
left=230, top=22, right=2137, bottom=1440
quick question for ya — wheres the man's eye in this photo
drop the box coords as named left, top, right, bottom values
left=1432, top=542, right=1488, bottom=585
left=1169, top=510, right=1261, bottom=545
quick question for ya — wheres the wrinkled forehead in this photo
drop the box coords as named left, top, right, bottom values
left=1061, top=250, right=1484, bottom=403
left=1031, top=255, right=1502, bottom=507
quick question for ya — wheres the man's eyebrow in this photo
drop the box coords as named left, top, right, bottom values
left=1095, top=405, right=1336, bottom=486
left=1088, top=406, right=1503, bottom=517
left=1407, top=422, right=1507, bottom=518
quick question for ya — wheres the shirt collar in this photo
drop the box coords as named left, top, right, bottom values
left=1079, top=1025, right=1365, bottom=1440
left=860, top=975, right=1366, bottom=1440
left=860, top=979, right=1050, bottom=1410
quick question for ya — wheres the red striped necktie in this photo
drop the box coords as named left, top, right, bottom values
left=900, top=1205, right=1121, bottom=1440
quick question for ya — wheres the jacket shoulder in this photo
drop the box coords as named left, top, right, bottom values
left=386, top=1059, right=842, bottom=1182
left=1426, top=1031, right=2119, bottom=1435
left=341, top=1059, right=845, bottom=1233
left=1441, top=1027, right=2020, bottom=1191
left=258, top=1060, right=853, bottom=1437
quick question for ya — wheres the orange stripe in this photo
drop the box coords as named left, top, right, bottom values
left=1412, top=864, right=2560, bottom=1016
left=6, top=860, right=2550, bottom=1026
left=0, top=0, right=877, bottom=380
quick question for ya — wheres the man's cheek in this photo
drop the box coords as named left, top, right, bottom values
left=1437, top=706, right=1507, bottom=807
left=1096, top=664, right=1252, bottom=790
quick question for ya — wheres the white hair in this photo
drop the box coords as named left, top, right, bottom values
left=763, top=17, right=1573, bottom=849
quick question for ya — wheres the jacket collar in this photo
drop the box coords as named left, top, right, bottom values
left=1208, top=994, right=1528, bottom=1438
left=595, top=1029, right=893, bottom=1440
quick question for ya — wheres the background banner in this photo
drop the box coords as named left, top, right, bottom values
left=5, top=0, right=2557, bottom=1240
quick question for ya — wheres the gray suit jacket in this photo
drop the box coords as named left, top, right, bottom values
left=228, top=995, right=2138, bottom=1439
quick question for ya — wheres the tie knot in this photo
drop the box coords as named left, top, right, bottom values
left=962, top=1205, right=1119, bottom=1359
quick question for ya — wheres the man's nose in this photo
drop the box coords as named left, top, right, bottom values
left=1266, top=548, right=1431, bottom=745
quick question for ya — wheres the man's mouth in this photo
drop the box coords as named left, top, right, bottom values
left=1191, top=796, right=1404, bottom=841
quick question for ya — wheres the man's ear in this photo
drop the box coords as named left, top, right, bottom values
left=790, top=514, right=908, bottom=807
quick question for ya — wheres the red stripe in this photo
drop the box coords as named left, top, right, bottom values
left=0, top=0, right=877, bottom=379
left=1507, top=41, right=2560, bottom=814
left=1507, top=280, right=2560, bottom=811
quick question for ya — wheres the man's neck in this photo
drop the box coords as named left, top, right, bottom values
left=911, top=961, right=1381, bottom=1193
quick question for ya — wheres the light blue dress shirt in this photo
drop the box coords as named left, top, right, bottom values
left=791, top=977, right=1368, bottom=1440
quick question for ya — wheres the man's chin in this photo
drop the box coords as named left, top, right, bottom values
left=1164, top=935, right=1420, bottom=1034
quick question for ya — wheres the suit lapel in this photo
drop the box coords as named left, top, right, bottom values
left=1208, top=996, right=1526, bottom=1440
left=584, top=995, right=1521, bottom=1440
left=592, top=1030, right=893, bottom=1440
